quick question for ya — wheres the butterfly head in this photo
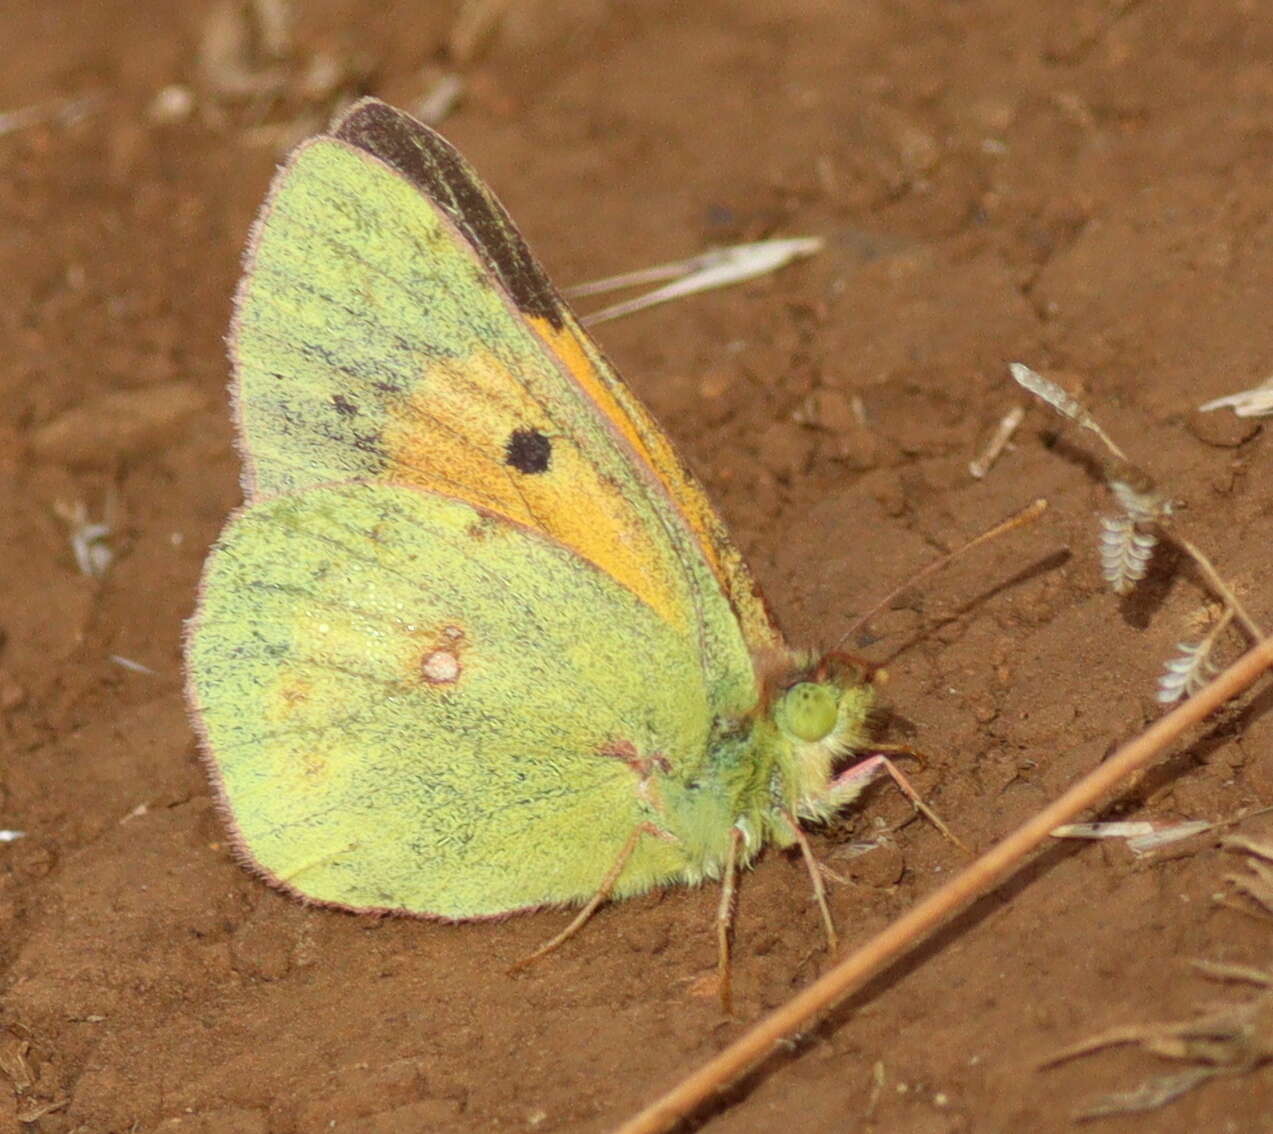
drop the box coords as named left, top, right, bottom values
left=765, top=651, right=878, bottom=829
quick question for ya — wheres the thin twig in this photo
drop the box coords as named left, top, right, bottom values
left=969, top=405, right=1025, bottom=479
left=839, top=498, right=1047, bottom=646
left=1174, top=537, right=1264, bottom=640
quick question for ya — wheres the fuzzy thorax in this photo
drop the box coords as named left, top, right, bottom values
left=653, top=659, right=877, bottom=886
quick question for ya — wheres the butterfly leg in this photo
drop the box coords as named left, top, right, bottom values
left=508, top=822, right=658, bottom=973
left=781, top=809, right=839, bottom=955
left=715, top=825, right=745, bottom=1014
left=831, top=750, right=965, bottom=850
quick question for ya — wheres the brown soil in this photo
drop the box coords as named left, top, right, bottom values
left=4, top=2, right=1273, bottom=1131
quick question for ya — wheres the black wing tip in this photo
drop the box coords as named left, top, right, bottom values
left=326, top=97, right=566, bottom=331
left=329, top=96, right=417, bottom=145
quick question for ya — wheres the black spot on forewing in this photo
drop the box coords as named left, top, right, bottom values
left=332, top=99, right=565, bottom=330
left=331, top=394, right=358, bottom=416
left=504, top=428, right=552, bottom=474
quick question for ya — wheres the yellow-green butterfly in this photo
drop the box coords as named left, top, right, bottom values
left=186, top=98, right=891, bottom=965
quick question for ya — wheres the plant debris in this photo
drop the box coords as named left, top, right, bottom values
left=1042, top=837, right=1273, bottom=1118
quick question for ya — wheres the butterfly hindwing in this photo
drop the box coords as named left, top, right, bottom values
left=188, top=482, right=718, bottom=916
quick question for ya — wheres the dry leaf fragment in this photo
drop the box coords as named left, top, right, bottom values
left=15, top=1095, right=70, bottom=1123
left=1125, top=821, right=1213, bottom=853
left=1008, top=362, right=1129, bottom=461
left=570, top=238, right=824, bottom=325
left=109, top=655, right=158, bottom=675
left=1199, top=375, right=1273, bottom=417
left=1051, top=821, right=1156, bottom=839
left=1049, top=820, right=1213, bottom=852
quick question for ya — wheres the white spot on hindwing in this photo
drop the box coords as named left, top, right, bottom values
left=413, top=623, right=468, bottom=687
left=421, top=649, right=461, bottom=685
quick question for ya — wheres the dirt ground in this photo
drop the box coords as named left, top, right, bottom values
left=4, top=1, right=1273, bottom=1131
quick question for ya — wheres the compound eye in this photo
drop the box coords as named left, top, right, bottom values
left=777, top=682, right=838, bottom=743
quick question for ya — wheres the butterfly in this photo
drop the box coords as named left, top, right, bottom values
left=185, top=99, right=909, bottom=991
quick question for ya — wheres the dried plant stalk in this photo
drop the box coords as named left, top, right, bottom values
left=1010, top=361, right=1263, bottom=704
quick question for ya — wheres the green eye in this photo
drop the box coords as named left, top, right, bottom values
left=777, top=682, right=839, bottom=742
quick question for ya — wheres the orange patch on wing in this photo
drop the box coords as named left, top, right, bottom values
left=377, top=347, right=689, bottom=631
left=532, top=316, right=783, bottom=652
left=533, top=320, right=661, bottom=479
